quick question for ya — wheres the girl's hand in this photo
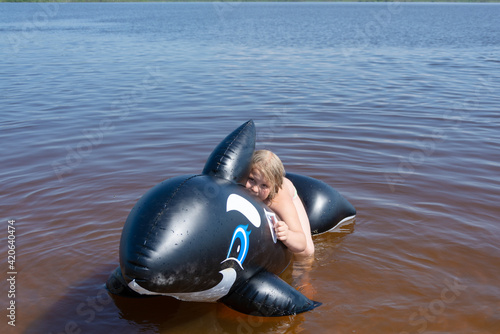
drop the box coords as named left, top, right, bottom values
left=274, top=220, right=289, bottom=241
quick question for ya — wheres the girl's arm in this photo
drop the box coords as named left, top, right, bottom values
left=269, top=186, right=307, bottom=253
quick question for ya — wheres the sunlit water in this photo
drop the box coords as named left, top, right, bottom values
left=1, top=2, right=499, bottom=333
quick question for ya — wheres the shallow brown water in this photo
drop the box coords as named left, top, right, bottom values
left=1, top=2, right=500, bottom=334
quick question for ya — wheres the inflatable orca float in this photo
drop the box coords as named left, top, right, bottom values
left=107, top=120, right=356, bottom=317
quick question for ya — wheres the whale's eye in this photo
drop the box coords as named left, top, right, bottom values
left=226, top=225, right=251, bottom=268
left=228, top=236, right=243, bottom=260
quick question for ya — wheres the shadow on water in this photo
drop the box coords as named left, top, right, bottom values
left=24, top=264, right=209, bottom=333
left=313, top=219, right=356, bottom=262
left=24, top=264, right=313, bottom=334
left=25, top=222, right=355, bottom=333
left=279, top=219, right=357, bottom=310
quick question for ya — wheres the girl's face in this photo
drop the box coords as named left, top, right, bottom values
left=245, top=168, right=271, bottom=201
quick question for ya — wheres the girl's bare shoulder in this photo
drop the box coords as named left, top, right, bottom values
left=282, top=177, right=296, bottom=197
left=269, top=178, right=294, bottom=208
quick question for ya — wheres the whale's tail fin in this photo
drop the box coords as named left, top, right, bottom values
left=286, top=173, right=356, bottom=235
left=202, top=120, right=255, bottom=183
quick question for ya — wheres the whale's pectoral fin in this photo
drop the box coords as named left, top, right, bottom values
left=220, top=270, right=321, bottom=317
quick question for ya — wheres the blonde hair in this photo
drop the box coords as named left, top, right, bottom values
left=251, top=150, right=285, bottom=201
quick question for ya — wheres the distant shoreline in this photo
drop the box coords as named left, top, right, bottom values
left=2, top=0, right=499, bottom=3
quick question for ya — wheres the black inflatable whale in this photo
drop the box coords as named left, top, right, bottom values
left=107, top=120, right=356, bottom=316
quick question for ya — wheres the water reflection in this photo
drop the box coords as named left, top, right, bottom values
left=291, top=255, right=316, bottom=301
left=281, top=219, right=356, bottom=307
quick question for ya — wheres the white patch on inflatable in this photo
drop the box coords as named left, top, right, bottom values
left=264, top=209, right=278, bottom=243
left=226, top=194, right=261, bottom=228
left=321, top=215, right=357, bottom=234
left=128, top=279, right=158, bottom=295
left=128, top=268, right=237, bottom=302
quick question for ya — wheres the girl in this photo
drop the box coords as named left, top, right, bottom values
left=245, top=150, right=315, bottom=257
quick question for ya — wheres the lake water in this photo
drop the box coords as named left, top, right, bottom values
left=1, top=2, right=499, bottom=333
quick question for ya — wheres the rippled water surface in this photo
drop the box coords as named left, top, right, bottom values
left=1, top=2, right=499, bottom=333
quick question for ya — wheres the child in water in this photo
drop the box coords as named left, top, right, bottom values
left=245, top=150, right=315, bottom=257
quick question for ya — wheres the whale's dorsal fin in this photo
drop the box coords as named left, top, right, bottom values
left=220, top=270, right=321, bottom=316
left=202, top=120, right=255, bottom=183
